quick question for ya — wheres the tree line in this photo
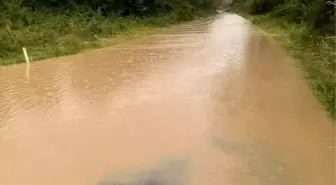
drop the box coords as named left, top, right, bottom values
left=2, top=0, right=220, bottom=16
left=0, top=0, right=220, bottom=30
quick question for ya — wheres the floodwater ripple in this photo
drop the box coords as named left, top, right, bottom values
left=0, top=13, right=334, bottom=185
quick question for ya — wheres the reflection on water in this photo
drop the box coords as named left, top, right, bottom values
left=0, top=13, right=334, bottom=185
left=25, top=63, right=30, bottom=80
left=97, top=160, right=187, bottom=185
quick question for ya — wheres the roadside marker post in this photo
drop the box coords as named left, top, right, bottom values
left=22, top=47, right=30, bottom=64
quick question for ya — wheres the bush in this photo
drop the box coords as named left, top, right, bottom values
left=270, top=2, right=308, bottom=23
left=248, top=0, right=284, bottom=14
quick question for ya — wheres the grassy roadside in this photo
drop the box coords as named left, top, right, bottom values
left=240, top=13, right=335, bottom=118
left=0, top=10, right=215, bottom=65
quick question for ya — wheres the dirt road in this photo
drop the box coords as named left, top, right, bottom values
left=0, top=13, right=334, bottom=185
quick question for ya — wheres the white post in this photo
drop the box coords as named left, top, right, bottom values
left=25, top=62, right=31, bottom=80
left=22, top=47, right=30, bottom=64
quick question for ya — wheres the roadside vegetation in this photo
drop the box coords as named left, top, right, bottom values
left=231, top=0, right=335, bottom=117
left=0, top=0, right=220, bottom=65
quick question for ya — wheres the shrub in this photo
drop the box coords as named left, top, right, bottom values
left=248, top=0, right=284, bottom=14
left=270, top=2, right=308, bottom=23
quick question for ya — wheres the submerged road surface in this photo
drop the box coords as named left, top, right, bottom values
left=0, top=14, right=335, bottom=185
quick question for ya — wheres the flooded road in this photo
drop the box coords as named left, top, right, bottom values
left=0, top=14, right=335, bottom=185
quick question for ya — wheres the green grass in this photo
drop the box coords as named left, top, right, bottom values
left=0, top=9, right=215, bottom=65
left=243, top=13, right=335, bottom=118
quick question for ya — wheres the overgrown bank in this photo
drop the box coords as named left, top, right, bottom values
left=231, top=0, right=335, bottom=117
left=0, top=0, right=220, bottom=65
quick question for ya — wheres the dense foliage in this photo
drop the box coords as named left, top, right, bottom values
left=0, top=0, right=219, bottom=64
left=1, top=0, right=220, bottom=19
left=232, top=0, right=335, bottom=35
left=20, top=0, right=219, bottom=16
left=0, top=0, right=219, bottom=29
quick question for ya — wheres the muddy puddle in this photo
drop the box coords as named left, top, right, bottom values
left=0, top=13, right=334, bottom=185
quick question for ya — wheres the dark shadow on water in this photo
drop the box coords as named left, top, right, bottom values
left=97, top=160, right=187, bottom=185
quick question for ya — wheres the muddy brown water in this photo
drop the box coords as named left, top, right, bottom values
left=0, top=14, right=335, bottom=185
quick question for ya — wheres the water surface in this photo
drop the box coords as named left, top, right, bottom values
left=0, top=14, right=334, bottom=185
